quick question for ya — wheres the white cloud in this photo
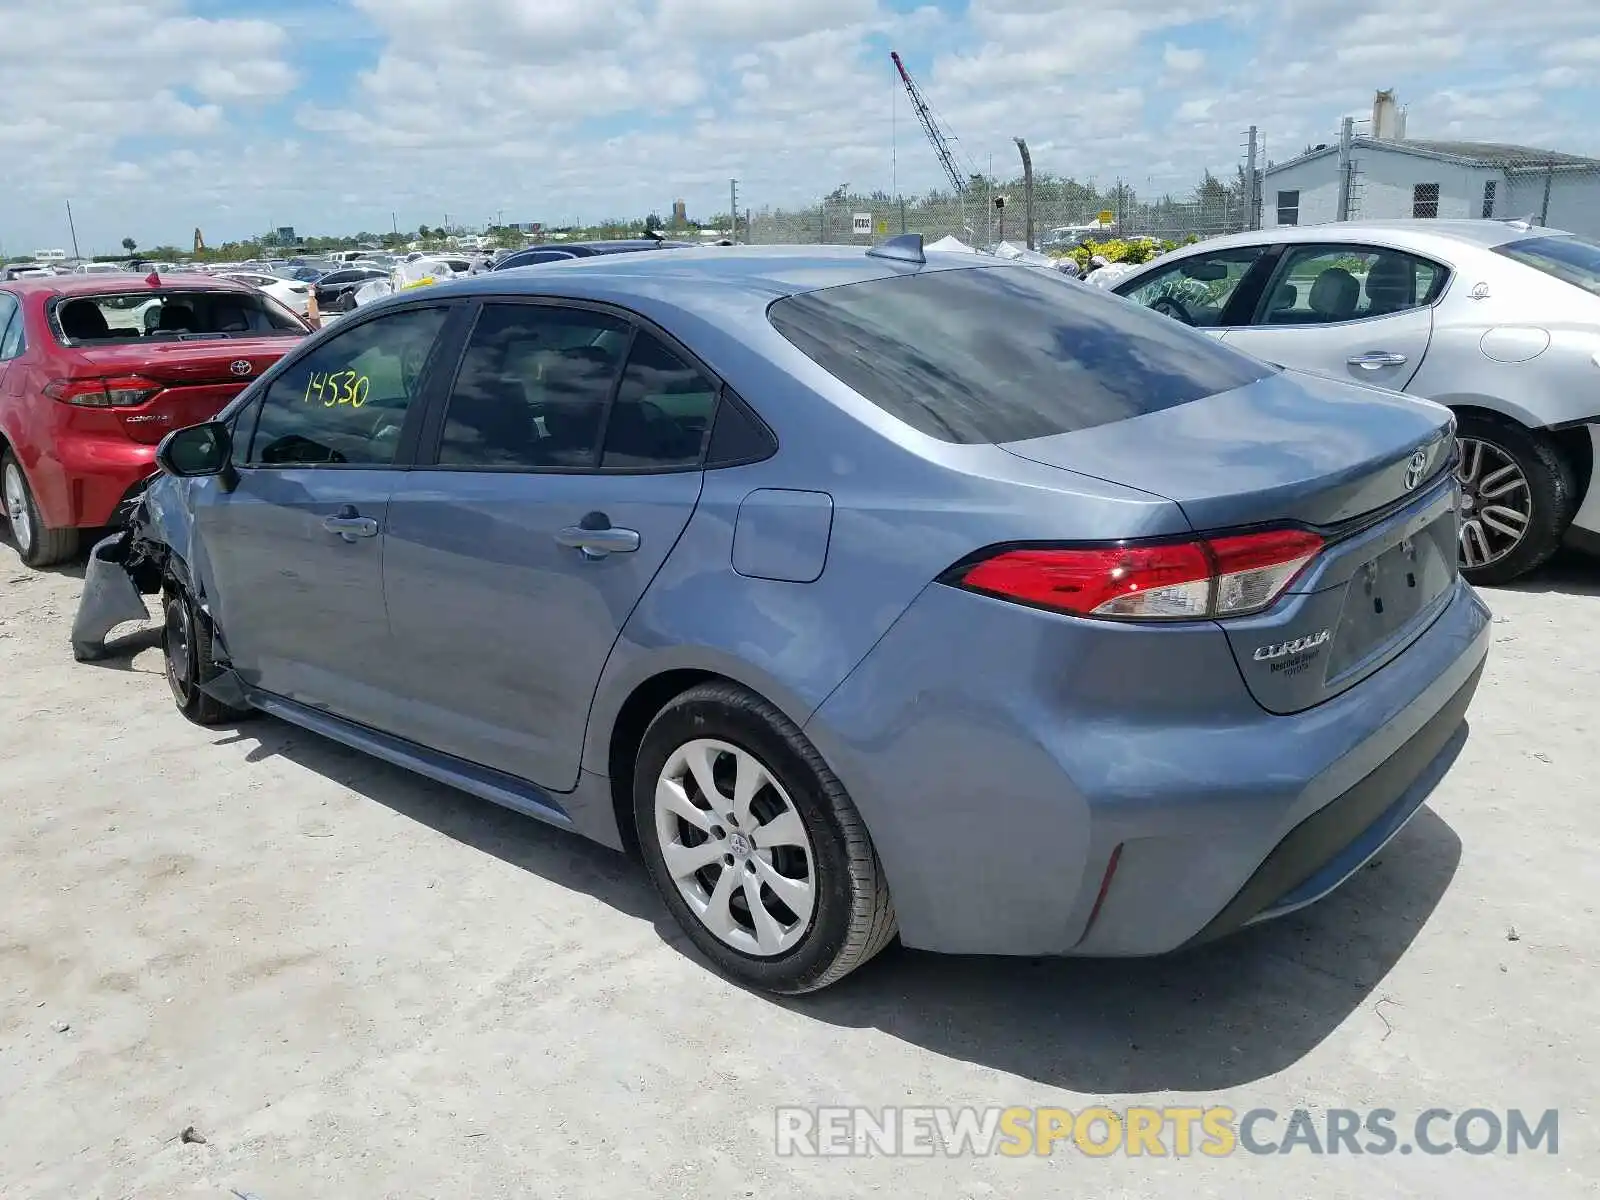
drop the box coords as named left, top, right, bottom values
left=1163, top=44, right=1205, bottom=73
left=0, top=0, right=1595, bottom=253
left=193, top=60, right=300, bottom=102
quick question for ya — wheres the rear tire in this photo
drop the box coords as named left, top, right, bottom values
left=2, top=452, right=79, bottom=568
left=633, top=682, right=897, bottom=994
left=163, top=583, right=251, bottom=726
left=1454, top=413, right=1575, bottom=586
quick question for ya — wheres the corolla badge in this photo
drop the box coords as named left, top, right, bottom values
left=1253, top=629, right=1331, bottom=662
left=230, top=359, right=253, bottom=377
left=1402, top=448, right=1429, bottom=491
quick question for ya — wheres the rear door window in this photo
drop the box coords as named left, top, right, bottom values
left=437, top=303, right=631, bottom=469
left=768, top=264, right=1273, bottom=444
left=1253, top=245, right=1447, bottom=325
left=601, top=332, right=719, bottom=469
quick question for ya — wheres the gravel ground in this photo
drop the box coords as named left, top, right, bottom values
left=1, top=539, right=1596, bottom=1199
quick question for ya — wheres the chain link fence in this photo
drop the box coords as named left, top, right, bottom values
left=749, top=176, right=1253, bottom=250
left=745, top=119, right=1600, bottom=252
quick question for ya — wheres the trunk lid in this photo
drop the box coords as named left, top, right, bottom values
left=1000, top=368, right=1461, bottom=714
left=998, top=369, right=1455, bottom=531
left=66, top=337, right=299, bottom=445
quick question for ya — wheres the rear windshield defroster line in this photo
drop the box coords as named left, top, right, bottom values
left=767, top=264, right=1274, bottom=445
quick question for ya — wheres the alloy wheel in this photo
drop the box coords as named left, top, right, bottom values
left=1456, top=436, right=1532, bottom=571
left=3, top=462, right=32, bottom=554
left=653, top=738, right=817, bottom=957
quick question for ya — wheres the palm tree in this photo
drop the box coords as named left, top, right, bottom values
left=121, top=237, right=137, bottom=254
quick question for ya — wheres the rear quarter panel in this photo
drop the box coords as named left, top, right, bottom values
left=1407, top=250, right=1600, bottom=428
left=580, top=313, right=1191, bottom=777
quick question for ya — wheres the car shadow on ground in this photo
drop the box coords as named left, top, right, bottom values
left=209, top=709, right=1463, bottom=1095
left=212, top=714, right=663, bottom=926
left=1486, top=549, right=1600, bottom=598
left=782, top=803, right=1461, bottom=1093
left=0, top=532, right=88, bottom=581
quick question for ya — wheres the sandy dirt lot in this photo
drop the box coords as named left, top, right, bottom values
left=1, top=539, right=1596, bottom=1199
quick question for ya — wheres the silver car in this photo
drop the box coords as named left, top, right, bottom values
left=1110, top=219, right=1600, bottom=584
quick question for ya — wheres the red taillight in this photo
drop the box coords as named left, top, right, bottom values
left=43, top=375, right=161, bottom=408
left=951, top=528, right=1324, bottom=621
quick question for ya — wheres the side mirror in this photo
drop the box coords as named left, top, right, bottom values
left=156, top=421, right=232, bottom=479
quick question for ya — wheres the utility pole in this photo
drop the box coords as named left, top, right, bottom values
left=1336, top=116, right=1354, bottom=221
left=391, top=211, right=399, bottom=235
left=1013, top=137, right=1034, bottom=250
left=729, top=179, right=740, bottom=243
left=65, top=199, right=81, bottom=261
left=1245, top=126, right=1260, bottom=230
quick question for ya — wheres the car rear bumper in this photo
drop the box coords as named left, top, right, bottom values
left=27, top=436, right=156, bottom=529
left=804, top=576, right=1491, bottom=958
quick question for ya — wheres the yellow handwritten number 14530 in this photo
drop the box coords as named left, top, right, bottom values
left=303, top=370, right=370, bottom=408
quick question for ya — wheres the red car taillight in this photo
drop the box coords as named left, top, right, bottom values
left=44, top=375, right=161, bottom=407
left=950, top=528, right=1324, bottom=621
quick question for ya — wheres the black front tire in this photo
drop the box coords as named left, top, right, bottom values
left=163, top=584, right=251, bottom=726
left=1455, top=412, right=1576, bottom=587
left=633, top=682, right=897, bottom=994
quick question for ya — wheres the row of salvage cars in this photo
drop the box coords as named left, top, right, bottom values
left=1, top=220, right=1594, bottom=994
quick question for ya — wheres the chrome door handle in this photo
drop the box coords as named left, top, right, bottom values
left=1348, top=351, right=1408, bottom=369
left=556, top=517, right=640, bottom=560
left=322, top=514, right=378, bottom=542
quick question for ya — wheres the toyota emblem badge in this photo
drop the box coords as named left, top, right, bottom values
left=230, top=359, right=252, bottom=377
left=1402, top=448, right=1428, bottom=491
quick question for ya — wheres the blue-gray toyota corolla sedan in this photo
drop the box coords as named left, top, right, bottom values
left=72, top=239, right=1489, bottom=994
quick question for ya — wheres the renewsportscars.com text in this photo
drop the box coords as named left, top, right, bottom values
left=774, top=1105, right=1559, bottom=1158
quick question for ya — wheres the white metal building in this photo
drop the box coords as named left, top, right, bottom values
left=1263, top=138, right=1600, bottom=240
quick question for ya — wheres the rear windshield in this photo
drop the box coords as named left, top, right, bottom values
left=53, top=289, right=303, bottom=345
left=1497, top=234, right=1600, bottom=298
left=767, top=264, right=1274, bottom=444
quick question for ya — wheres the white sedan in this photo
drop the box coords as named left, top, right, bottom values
left=1108, top=218, right=1600, bottom=585
left=216, top=271, right=312, bottom=318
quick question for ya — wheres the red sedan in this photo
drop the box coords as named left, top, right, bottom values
left=0, top=272, right=308, bottom=567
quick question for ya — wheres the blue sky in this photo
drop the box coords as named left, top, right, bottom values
left=2, top=0, right=1596, bottom=256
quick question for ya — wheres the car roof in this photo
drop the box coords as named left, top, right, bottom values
left=425, top=243, right=1003, bottom=318
left=1185, top=218, right=1567, bottom=256
left=3, top=271, right=257, bottom=297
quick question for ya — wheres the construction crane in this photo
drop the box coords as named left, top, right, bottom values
left=890, top=51, right=966, bottom=196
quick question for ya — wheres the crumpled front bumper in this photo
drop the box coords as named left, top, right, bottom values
left=71, top=530, right=152, bottom=662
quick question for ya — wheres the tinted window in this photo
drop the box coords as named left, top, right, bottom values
left=1498, top=234, right=1600, bottom=299
left=1116, top=245, right=1271, bottom=328
left=769, top=265, right=1273, bottom=445
left=319, top=271, right=359, bottom=286
left=602, top=332, right=718, bottom=469
left=437, top=304, right=629, bottom=468
left=499, top=250, right=574, bottom=269
left=1256, top=245, right=1446, bottom=325
left=0, top=293, right=21, bottom=360
left=248, top=306, right=449, bottom=466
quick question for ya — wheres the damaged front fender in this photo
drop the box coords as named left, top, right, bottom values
left=69, top=473, right=197, bottom=662
left=70, top=531, right=153, bottom=662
